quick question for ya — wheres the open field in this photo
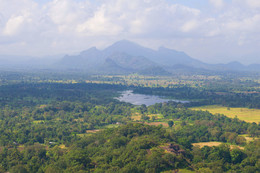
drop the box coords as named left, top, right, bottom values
left=104, top=124, right=120, bottom=128
left=239, top=134, right=259, bottom=143
left=192, top=142, right=244, bottom=150
left=132, top=113, right=170, bottom=127
left=33, top=120, right=45, bottom=124
left=131, top=113, right=164, bottom=121
left=86, top=129, right=101, bottom=133
left=131, top=113, right=142, bottom=121
left=59, top=144, right=67, bottom=149
left=191, top=105, right=260, bottom=123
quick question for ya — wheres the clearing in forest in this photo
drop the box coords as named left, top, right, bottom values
left=131, top=113, right=164, bottom=121
left=191, top=105, right=260, bottom=123
left=239, top=134, right=259, bottom=142
left=144, top=121, right=169, bottom=127
left=192, top=142, right=244, bottom=150
left=86, top=129, right=101, bottom=133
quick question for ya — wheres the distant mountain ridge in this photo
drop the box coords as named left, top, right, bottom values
left=57, top=40, right=210, bottom=75
left=2, top=40, right=258, bottom=74
left=57, top=40, right=260, bottom=75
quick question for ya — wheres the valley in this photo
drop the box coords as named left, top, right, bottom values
left=0, top=71, right=259, bottom=172
left=1, top=0, right=260, bottom=172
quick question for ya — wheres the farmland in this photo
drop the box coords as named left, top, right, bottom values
left=191, top=105, right=260, bottom=123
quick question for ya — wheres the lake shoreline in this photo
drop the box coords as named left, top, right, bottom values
left=116, top=90, right=189, bottom=106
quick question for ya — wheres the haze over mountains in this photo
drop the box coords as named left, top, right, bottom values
left=57, top=40, right=260, bottom=75
left=0, top=40, right=259, bottom=74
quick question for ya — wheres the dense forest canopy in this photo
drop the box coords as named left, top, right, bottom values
left=0, top=71, right=259, bottom=172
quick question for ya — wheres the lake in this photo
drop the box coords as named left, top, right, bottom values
left=116, top=90, right=189, bottom=106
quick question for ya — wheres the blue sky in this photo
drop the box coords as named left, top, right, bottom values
left=0, top=0, right=260, bottom=64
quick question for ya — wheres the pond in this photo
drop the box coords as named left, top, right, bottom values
left=116, top=90, right=189, bottom=106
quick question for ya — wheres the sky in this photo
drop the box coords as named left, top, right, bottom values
left=0, top=0, right=260, bottom=64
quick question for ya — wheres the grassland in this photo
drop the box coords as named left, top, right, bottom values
left=33, top=120, right=45, bottom=124
left=131, top=113, right=171, bottom=127
left=192, top=142, right=244, bottom=150
left=131, top=113, right=164, bottom=121
left=239, top=134, right=259, bottom=143
left=191, top=105, right=260, bottom=123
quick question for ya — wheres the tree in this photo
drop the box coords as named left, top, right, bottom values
left=168, top=121, right=174, bottom=128
left=141, top=115, right=150, bottom=121
left=9, top=165, right=28, bottom=173
left=231, top=148, right=244, bottom=164
left=45, top=166, right=63, bottom=173
left=140, top=104, right=147, bottom=114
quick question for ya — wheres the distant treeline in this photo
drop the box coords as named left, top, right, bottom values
left=133, top=86, right=260, bottom=109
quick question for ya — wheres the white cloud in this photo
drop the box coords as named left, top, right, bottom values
left=76, top=4, right=123, bottom=36
left=1, top=0, right=202, bottom=49
left=181, top=20, right=199, bottom=32
left=247, top=0, right=260, bottom=8
left=234, top=0, right=260, bottom=8
left=3, top=16, right=25, bottom=36
left=209, top=0, right=224, bottom=9
left=0, top=0, right=259, bottom=64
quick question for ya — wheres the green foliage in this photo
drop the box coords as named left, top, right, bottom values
left=141, top=114, right=150, bottom=121
left=191, top=140, right=260, bottom=172
left=9, top=165, right=28, bottom=173
left=231, top=148, right=245, bottom=164
left=133, top=82, right=260, bottom=109
left=148, top=102, right=260, bottom=142
left=168, top=121, right=174, bottom=127
left=0, top=74, right=259, bottom=172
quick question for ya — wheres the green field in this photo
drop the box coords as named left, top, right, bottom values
left=192, top=142, right=244, bottom=150
left=191, top=105, right=260, bottom=123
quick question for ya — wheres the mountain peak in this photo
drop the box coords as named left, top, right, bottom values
left=58, top=40, right=207, bottom=74
left=158, top=46, right=185, bottom=54
left=89, top=46, right=98, bottom=51
left=80, top=46, right=99, bottom=55
left=158, top=46, right=174, bottom=52
left=103, top=39, right=150, bottom=56
left=106, top=40, right=141, bottom=51
left=113, top=40, right=138, bottom=46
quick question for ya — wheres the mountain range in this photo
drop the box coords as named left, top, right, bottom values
left=57, top=40, right=260, bottom=75
left=0, top=40, right=259, bottom=75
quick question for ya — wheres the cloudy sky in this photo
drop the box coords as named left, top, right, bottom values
left=0, top=0, right=260, bottom=64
